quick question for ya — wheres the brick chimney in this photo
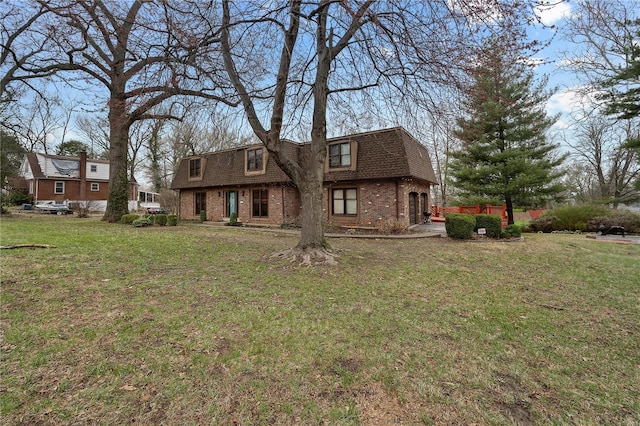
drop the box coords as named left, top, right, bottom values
left=79, top=151, right=87, bottom=201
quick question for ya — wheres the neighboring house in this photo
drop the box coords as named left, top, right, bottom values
left=172, top=127, right=439, bottom=228
left=18, top=151, right=140, bottom=212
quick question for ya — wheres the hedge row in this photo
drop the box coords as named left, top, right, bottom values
left=528, top=205, right=640, bottom=233
left=445, top=213, right=521, bottom=239
left=119, top=213, right=178, bottom=226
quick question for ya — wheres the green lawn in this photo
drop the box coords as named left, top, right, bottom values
left=1, top=214, right=639, bottom=425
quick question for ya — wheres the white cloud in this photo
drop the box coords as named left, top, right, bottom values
left=546, top=85, right=610, bottom=124
left=546, top=89, right=580, bottom=115
left=535, top=1, right=572, bottom=26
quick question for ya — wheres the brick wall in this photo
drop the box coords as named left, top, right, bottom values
left=323, top=179, right=430, bottom=228
left=179, top=185, right=301, bottom=225
left=32, top=178, right=110, bottom=203
left=179, top=180, right=431, bottom=228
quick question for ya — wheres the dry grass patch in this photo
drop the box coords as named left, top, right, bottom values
left=1, top=215, right=639, bottom=425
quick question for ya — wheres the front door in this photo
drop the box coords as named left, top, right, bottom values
left=225, top=191, right=238, bottom=218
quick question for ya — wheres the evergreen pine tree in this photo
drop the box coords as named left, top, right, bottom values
left=449, top=43, right=566, bottom=224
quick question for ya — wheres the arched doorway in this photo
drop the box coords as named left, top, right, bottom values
left=409, top=192, right=419, bottom=225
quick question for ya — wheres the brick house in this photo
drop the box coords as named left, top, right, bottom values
left=171, top=127, right=439, bottom=228
left=18, top=151, right=139, bottom=211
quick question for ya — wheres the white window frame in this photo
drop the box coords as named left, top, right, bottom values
left=54, top=181, right=65, bottom=194
left=90, top=164, right=97, bottom=172
left=90, top=183, right=99, bottom=191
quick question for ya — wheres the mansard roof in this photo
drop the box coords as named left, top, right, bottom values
left=171, top=127, right=438, bottom=190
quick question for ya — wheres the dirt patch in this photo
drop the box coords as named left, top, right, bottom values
left=356, top=382, right=419, bottom=425
left=496, top=400, right=534, bottom=426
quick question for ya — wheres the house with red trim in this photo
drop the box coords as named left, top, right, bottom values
left=171, top=127, right=439, bottom=228
left=17, top=152, right=143, bottom=211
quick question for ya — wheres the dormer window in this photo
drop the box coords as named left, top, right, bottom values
left=245, top=147, right=267, bottom=175
left=329, top=142, right=351, bottom=168
left=247, top=148, right=263, bottom=171
left=326, top=140, right=357, bottom=172
left=189, top=158, right=202, bottom=178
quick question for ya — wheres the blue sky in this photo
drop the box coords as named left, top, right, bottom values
left=47, top=1, right=590, bottom=149
left=532, top=1, right=580, bottom=130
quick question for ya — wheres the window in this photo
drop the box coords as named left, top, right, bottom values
left=90, top=165, right=97, bottom=172
left=90, top=183, right=99, bottom=191
left=189, top=158, right=202, bottom=178
left=247, top=148, right=263, bottom=171
left=329, top=142, right=351, bottom=168
left=195, top=192, right=206, bottom=215
left=54, top=181, right=65, bottom=194
left=332, top=188, right=357, bottom=215
left=252, top=189, right=269, bottom=217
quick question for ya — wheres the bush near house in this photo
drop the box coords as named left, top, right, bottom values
left=229, top=212, right=239, bottom=226
left=445, top=213, right=475, bottom=239
left=379, top=218, right=409, bottom=235
left=474, top=214, right=502, bottom=238
left=1, top=192, right=32, bottom=206
left=167, top=214, right=178, bottom=226
left=153, top=214, right=167, bottom=226
left=132, top=217, right=152, bottom=227
left=119, top=214, right=140, bottom=225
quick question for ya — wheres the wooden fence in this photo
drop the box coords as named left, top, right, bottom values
left=430, top=205, right=546, bottom=227
left=431, top=204, right=507, bottom=219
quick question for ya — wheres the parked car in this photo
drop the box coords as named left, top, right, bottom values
left=145, top=207, right=167, bottom=214
left=35, top=201, right=73, bottom=215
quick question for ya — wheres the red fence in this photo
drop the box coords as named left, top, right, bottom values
left=431, top=204, right=507, bottom=220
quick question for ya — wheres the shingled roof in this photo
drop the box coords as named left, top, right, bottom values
left=171, top=127, right=438, bottom=190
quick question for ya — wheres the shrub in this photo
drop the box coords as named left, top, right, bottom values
left=154, top=214, right=167, bottom=226
left=167, top=215, right=178, bottom=226
left=542, top=205, right=610, bottom=231
left=528, top=215, right=558, bottom=233
left=229, top=212, right=238, bottom=226
left=588, top=210, right=640, bottom=233
left=132, top=217, right=152, bottom=227
left=502, top=224, right=522, bottom=238
left=119, top=214, right=140, bottom=225
left=4, top=192, right=32, bottom=206
left=378, top=218, right=409, bottom=234
left=200, top=210, right=206, bottom=222
left=474, top=214, right=502, bottom=238
left=445, top=213, right=475, bottom=239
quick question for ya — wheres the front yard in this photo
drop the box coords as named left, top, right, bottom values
left=1, top=215, right=638, bottom=425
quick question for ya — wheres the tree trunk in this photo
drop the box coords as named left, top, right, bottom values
left=505, top=194, right=514, bottom=225
left=102, top=100, right=131, bottom=223
left=296, top=174, right=327, bottom=250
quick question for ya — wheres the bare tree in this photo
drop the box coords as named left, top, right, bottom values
left=11, top=92, right=61, bottom=153
left=565, top=116, right=639, bottom=205
left=561, top=0, right=639, bottom=120
left=161, top=107, right=251, bottom=188
left=219, top=1, right=534, bottom=263
left=74, top=114, right=109, bottom=158
left=14, top=0, right=236, bottom=222
left=0, top=1, right=56, bottom=103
